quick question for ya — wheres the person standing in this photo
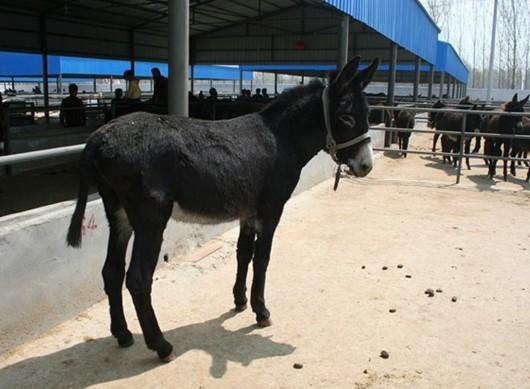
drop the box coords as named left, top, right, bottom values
left=150, top=67, right=168, bottom=104
left=0, top=92, right=9, bottom=154
left=59, top=84, right=86, bottom=127
left=123, top=70, right=141, bottom=100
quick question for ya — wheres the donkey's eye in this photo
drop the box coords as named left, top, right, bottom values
left=339, top=115, right=356, bottom=127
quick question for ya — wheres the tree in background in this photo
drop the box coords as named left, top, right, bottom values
left=421, top=0, right=530, bottom=91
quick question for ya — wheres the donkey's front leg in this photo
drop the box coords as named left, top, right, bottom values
left=233, top=219, right=256, bottom=312
left=126, top=224, right=174, bottom=362
left=251, top=210, right=283, bottom=327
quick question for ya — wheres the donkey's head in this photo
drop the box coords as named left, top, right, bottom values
left=457, top=96, right=473, bottom=109
left=503, top=93, right=529, bottom=112
left=326, top=56, right=379, bottom=177
left=428, top=99, right=445, bottom=128
left=500, top=93, right=529, bottom=132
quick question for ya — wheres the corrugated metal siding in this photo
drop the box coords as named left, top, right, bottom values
left=435, top=41, right=468, bottom=83
left=324, top=0, right=439, bottom=64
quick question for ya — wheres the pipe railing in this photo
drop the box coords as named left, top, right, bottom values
left=1, top=104, right=528, bottom=180
left=0, top=144, right=85, bottom=167
left=368, top=105, right=529, bottom=184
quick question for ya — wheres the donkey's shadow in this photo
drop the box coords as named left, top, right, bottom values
left=0, top=311, right=295, bottom=389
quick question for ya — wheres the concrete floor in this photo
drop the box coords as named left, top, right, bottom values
left=1, top=130, right=530, bottom=388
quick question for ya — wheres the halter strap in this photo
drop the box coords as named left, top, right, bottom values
left=321, top=86, right=371, bottom=163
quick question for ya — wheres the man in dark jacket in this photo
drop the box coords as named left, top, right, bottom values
left=151, top=67, right=168, bottom=104
left=60, top=84, right=85, bottom=127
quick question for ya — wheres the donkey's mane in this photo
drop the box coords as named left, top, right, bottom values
left=260, top=80, right=324, bottom=117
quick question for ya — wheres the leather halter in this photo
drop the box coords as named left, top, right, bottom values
left=321, top=85, right=371, bottom=164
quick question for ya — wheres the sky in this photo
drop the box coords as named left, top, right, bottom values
left=418, top=0, right=530, bottom=72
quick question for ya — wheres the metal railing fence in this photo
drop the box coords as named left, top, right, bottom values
left=0, top=104, right=528, bottom=184
left=368, top=104, right=529, bottom=184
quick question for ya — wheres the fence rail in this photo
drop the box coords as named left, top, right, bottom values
left=368, top=104, right=529, bottom=184
left=1, top=104, right=528, bottom=185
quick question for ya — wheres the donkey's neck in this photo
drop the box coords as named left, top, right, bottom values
left=260, top=84, right=327, bottom=167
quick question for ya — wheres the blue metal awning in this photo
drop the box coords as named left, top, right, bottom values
left=325, top=0, right=440, bottom=64
left=0, top=52, right=251, bottom=81
left=435, top=41, right=468, bottom=83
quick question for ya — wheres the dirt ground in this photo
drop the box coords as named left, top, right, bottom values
left=1, top=126, right=530, bottom=388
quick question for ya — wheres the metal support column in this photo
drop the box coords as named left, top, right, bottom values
left=239, top=69, right=243, bottom=93
left=93, top=78, right=97, bottom=93
left=274, top=72, right=278, bottom=95
left=387, top=44, right=397, bottom=105
left=129, top=30, right=135, bottom=74
left=386, top=43, right=398, bottom=147
left=190, top=64, right=195, bottom=94
left=439, top=72, right=445, bottom=98
left=168, top=0, right=189, bottom=116
left=11, top=77, right=15, bottom=91
left=413, top=56, right=421, bottom=102
left=58, top=73, right=63, bottom=94
left=451, top=78, right=456, bottom=98
left=446, top=76, right=451, bottom=97
left=338, top=13, right=349, bottom=70
left=40, top=16, right=50, bottom=123
left=428, top=64, right=434, bottom=99
left=110, top=76, right=113, bottom=93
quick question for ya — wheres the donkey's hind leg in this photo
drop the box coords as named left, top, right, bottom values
left=251, top=207, right=284, bottom=327
left=432, top=132, right=440, bottom=152
left=233, top=219, right=256, bottom=312
left=465, top=137, right=471, bottom=170
left=100, top=186, right=134, bottom=348
left=125, top=199, right=174, bottom=361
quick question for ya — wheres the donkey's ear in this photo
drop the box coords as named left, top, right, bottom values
left=512, top=93, right=518, bottom=103
left=521, top=94, right=529, bottom=105
left=353, top=58, right=380, bottom=91
left=330, top=56, right=360, bottom=94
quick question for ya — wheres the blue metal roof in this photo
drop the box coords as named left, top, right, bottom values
left=0, top=52, right=250, bottom=80
left=240, top=63, right=432, bottom=72
left=325, top=0, right=439, bottom=65
left=435, top=41, right=468, bottom=83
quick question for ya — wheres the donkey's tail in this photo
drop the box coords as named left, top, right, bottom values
left=67, top=149, right=93, bottom=248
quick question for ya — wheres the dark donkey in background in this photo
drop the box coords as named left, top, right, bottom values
left=395, top=110, right=415, bottom=157
left=429, top=96, right=472, bottom=152
left=66, top=57, right=380, bottom=362
left=429, top=97, right=482, bottom=169
left=509, top=116, right=530, bottom=180
left=484, top=93, right=529, bottom=180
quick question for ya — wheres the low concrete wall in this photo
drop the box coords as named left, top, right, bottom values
left=0, top=129, right=383, bottom=354
left=6, top=124, right=95, bottom=174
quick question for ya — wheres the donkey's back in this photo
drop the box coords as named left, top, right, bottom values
left=88, top=112, right=283, bottom=220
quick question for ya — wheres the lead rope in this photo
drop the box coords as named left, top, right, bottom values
left=321, top=86, right=342, bottom=191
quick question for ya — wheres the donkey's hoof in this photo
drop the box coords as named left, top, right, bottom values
left=114, top=330, right=134, bottom=348
left=159, top=350, right=176, bottom=363
left=118, top=334, right=134, bottom=348
left=234, top=304, right=247, bottom=312
left=157, top=343, right=175, bottom=363
left=257, top=318, right=272, bottom=327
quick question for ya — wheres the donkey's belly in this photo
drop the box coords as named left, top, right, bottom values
left=171, top=203, right=239, bottom=225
